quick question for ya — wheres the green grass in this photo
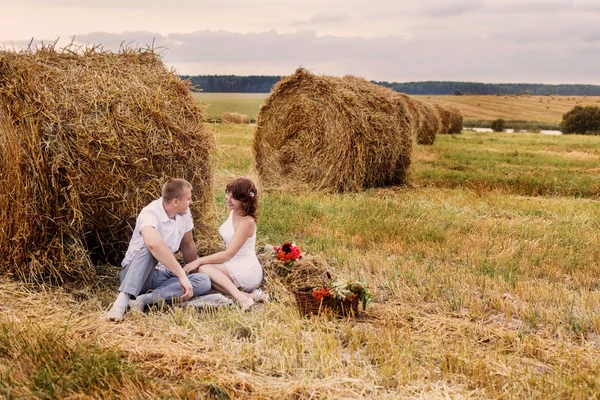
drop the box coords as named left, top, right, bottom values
left=463, top=119, right=561, bottom=131
left=412, top=131, right=600, bottom=197
left=194, top=93, right=266, bottom=120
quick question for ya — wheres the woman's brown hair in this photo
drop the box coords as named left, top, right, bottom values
left=226, top=177, right=258, bottom=220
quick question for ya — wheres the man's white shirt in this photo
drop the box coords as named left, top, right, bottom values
left=121, top=197, right=194, bottom=268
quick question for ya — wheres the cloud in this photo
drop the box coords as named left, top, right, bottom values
left=55, top=29, right=598, bottom=84
left=19, top=0, right=236, bottom=9
left=3, top=25, right=600, bottom=84
left=292, top=12, right=351, bottom=26
left=489, top=1, right=573, bottom=14
left=583, top=32, right=600, bottom=42
left=421, top=0, right=483, bottom=17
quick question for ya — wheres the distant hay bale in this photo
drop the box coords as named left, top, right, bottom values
left=253, top=68, right=413, bottom=192
left=222, top=112, right=236, bottom=123
left=433, top=104, right=451, bottom=134
left=240, top=114, right=250, bottom=124
left=394, top=94, right=440, bottom=145
left=222, top=112, right=245, bottom=124
left=0, top=45, right=214, bottom=283
left=434, top=104, right=463, bottom=134
left=419, top=100, right=443, bottom=143
left=447, top=105, right=463, bottom=134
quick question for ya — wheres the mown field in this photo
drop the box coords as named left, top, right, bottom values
left=194, top=93, right=267, bottom=121
left=425, top=95, right=600, bottom=130
left=2, top=122, right=600, bottom=398
left=195, top=92, right=600, bottom=130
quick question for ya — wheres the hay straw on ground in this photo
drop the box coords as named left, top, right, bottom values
left=0, top=45, right=215, bottom=284
left=257, top=245, right=334, bottom=302
left=252, top=68, right=414, bottom=192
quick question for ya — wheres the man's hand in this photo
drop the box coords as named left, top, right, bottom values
left=183, top=259, right=201, bottom=274
left=179, top=275, right=194, bottom=300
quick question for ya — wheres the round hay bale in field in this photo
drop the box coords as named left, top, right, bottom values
left=0, top=45, right=214, bottom=284
left=419, top=100, right=443, bottom=143
left=433, top=104, right=451, bottom=134
left=394, top=94, right=440, bottom=145
left=446, top=105, right=463, bottom=134
left=253, top=68, right=413, bottom=192
left=222, top=112, right=244, bottom=124
left=434, top=104, right=463, bottom=134
left=240, top=114, right=250, bottom=124
left=222, top=112, right=237, bottom=123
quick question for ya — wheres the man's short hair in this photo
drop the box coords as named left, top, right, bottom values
left=162, top=178, right=192, bottom=201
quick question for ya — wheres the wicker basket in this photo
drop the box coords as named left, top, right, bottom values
left=293, top=286, right=360, bottom=317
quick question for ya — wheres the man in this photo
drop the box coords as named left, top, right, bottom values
left=103, top=178, right=211, bottom=322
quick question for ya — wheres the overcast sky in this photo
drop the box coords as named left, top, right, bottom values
left=1, top=0, right=600, bottom=84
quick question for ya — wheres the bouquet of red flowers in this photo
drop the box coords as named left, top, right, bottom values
left=274, top=242, right=301, bottom=263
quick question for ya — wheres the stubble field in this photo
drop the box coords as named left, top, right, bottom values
left=195, top=92, right=600, bottom=129
left=2, top=104, right=600, bottom=398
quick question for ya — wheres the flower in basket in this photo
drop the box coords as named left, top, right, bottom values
left=274, top=242, right=301, bottom=269
left=311, top=279, right=373, bottom=311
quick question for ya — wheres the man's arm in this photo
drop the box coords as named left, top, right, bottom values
left=180, top=230, right=198, bottom=265
left=183, top=218, right=254, bottom=273
left=140, top=226, right=193, bottom=300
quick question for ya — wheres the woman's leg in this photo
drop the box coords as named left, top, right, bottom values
left=199, top=264, right=253, bottom=303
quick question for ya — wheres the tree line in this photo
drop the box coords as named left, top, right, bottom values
left=181, top=75, right=600, bottom=96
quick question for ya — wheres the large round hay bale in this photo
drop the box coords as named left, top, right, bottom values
left=232, top=113, right=243, bottom=124
left=222, top=112, right=244, bottom=124
left=418, top=100, right=443, bottom=143
left=0, top=46, right=214, bottom=283
left=394, top=94, right=440, bottom=145
left=434, top=104, right=463, bottom=134
left=447, top=105, right=463, bottom=134
left=240, top=114, right=251, bottom=124
left=253, top=68, right=413, bottom=192
left=433, top=104, right=451, bottom=134
left=222, top=112, right=237, bottom=123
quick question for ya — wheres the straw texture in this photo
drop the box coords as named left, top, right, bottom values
left=253, top=68, right=414, bottom=192
left=434, top=103, right=463, bottom=134
left=0, top=45, right=215, bottom=283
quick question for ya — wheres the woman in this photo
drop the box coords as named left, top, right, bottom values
left=184, top=177, right=266, bottom=311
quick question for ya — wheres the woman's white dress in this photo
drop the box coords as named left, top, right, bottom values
left=219, top=211, right=263, bottom=291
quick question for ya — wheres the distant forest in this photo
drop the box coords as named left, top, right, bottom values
left=181, top=75, right=600, bottom=96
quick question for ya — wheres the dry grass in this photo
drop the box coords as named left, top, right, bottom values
left=0, top=45, right=214, bottom=284
left=423, top=94, right=600, bottom=125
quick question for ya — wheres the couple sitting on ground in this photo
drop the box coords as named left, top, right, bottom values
left=103, top=177, right=266, bottom=322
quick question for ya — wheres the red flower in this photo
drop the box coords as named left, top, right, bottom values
left=311, top=288, right=332, bottom=301
left=275, top=242, right=301, bottom=262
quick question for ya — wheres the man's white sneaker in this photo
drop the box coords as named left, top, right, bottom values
left=128, top=299, right=145, bottom=314
left=102, top=305, right=126, bottom=322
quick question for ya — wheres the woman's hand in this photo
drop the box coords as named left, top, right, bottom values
left=183, top=258, right=202, bottom=274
